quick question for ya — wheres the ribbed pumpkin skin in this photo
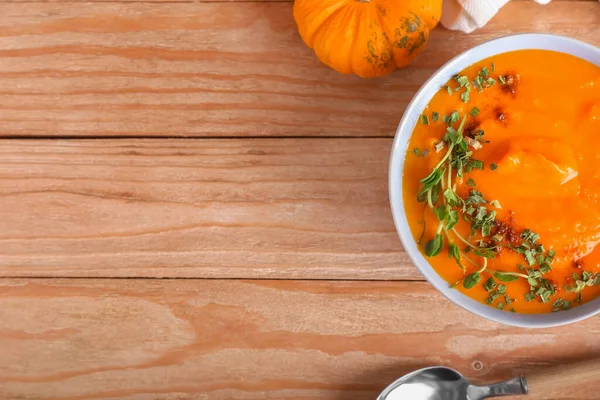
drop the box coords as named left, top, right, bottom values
left=293, top=0, right=442, bottom=77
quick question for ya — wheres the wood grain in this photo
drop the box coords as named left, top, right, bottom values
left=0, top=138, right=417, bottom=279
left=0, top=2, right=596, bottom=137
left=0, top=0, right=591, bottom=3
left=1, top=278, right=599, bottom=400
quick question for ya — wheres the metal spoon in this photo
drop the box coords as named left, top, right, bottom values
left=377, top=367, right=526, bottom=400
left=377, top=359, right=600, bottom=400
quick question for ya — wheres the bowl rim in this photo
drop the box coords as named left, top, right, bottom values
left=388, top=33, right=600, bottom=328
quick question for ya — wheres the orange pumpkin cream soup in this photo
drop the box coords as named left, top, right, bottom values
left=403, top=50, right=600, bottom=314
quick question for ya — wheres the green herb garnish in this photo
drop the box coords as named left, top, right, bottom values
left=483, top=277, right=496, bottom=292
left=449, top=111, right=460, bottom=124
left=494, top=272, right=519, bottom=282
left=424, top=234, right=444, bottom=257
left=464, top=272, right=481, bottom=289
left=413, top=89, right=566, bottom=310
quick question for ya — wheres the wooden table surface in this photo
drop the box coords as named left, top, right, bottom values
left=0, top=1, right=599, bottom=399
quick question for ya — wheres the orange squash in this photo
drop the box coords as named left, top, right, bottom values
left=293, top=0, right=442, bottom=78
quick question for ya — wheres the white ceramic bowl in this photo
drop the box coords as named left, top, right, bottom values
left=389, top=33, right=600, bottom=328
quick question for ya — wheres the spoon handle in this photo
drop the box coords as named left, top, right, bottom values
left=526, top=358, right=600, bottom=395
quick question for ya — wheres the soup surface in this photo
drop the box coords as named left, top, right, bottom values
left=403, top=49, right=600, bottom=313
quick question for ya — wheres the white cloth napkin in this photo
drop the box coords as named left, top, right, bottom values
left=440, top=0, right=552, bottom=33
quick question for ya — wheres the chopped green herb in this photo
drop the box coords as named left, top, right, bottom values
left=525, top=251, right=536, bottom=266
left=445, top=85, right=453, bottom=95
left=450, top=111, right=460, bottom=124
left=470, top=107, right=480, bottom=117
left=491, top=62, right=495, bottom=72
left=465, top=190, right=487, bottom=205
left=525, top=292, right=536, bottom=302
left=536, top=254, right=545, bottom=265
left=490, top=163, right=498, bottom=171
left=498, top=75, right=506, bottom=85
left=486, top=77, right=496, bottom=87
left=497, top=302, right=504, bottom=310
left=539, top=264, right=552, bottom=274
left=540, top=291, right=551, bottom=303
left=472, top=76, right=482, bottom=92
left=466, top=178, right=476, bottom=187
left=490, top=200, right=502, bottom=209
left=456, top=75, right=469, bottom=87
left=471, top=160, right=484, bottom=170
left=461, top=92, right=470, bottom=103
left=521, top=229, right=540, bottom=244
left=479, top=67, right=489, bottom=78
left=412, top=148, right=422, bottom=157
left=483, top=277, right=497, bottom=292
left=432, top=112, right=440, bottom=122
left=420, top=115, right=429, bottom=125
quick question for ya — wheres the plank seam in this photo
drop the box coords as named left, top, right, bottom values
left=0, top=276, right=427, bottom=281
left=0, top=135, right=396, bottom=140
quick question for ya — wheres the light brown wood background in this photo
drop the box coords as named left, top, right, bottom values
left=0, top=0, right=599, bottom=399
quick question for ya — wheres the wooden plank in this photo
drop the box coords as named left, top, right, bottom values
left=0, top=0, right=590, bottom=3
left=0, top=138, right=416, bottom=279
left=0, top=2, right=596, bottom=137
left=1, top=278, right=600, bottom=400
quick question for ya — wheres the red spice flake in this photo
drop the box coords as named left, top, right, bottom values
left=491, top=211, right=519, bottom=247
left=574, top=259, right=584, bottom=269
left=495, top=106, right=508, bottom=123
left=464, top=120, right=480, bottom=139
left=501, top=73, right=520, bottom=95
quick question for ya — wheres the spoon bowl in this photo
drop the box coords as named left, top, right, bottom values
left=377, top=366, right=526, bottom=400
